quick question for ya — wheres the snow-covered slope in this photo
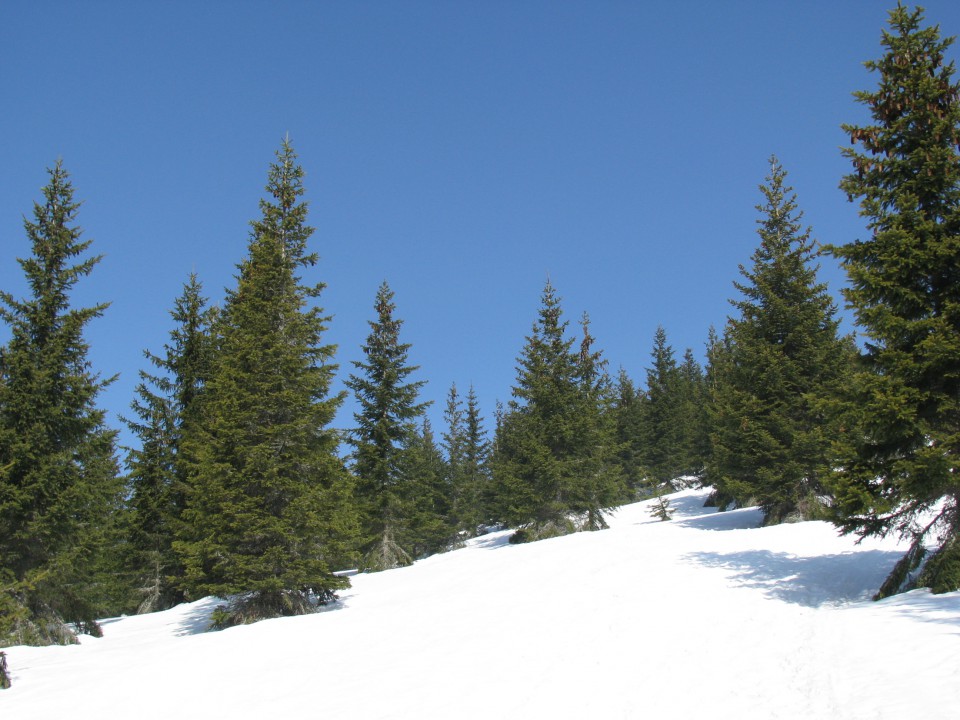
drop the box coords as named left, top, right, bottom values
left=4, top=489, right=959, bottom=719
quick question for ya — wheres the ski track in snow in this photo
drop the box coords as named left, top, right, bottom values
left=3, top=489, right=958, bottom=719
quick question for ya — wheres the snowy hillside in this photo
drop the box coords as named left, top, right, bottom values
left=3, top=489, right=959, bottom=719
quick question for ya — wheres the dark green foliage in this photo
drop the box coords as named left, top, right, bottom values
left=442, top=383, right=491, bottom=536
left=709, top=157, right=852, bottom=524
left=613, top=369, right=646, bottom=492
left=402, top=418, right=453, bottom=557
left=569, top=313, right=627, bottom=529
left=175, top=139, right=353, bottom=624
left=0, top=651, right=10, bottom=689
left=463, top=385, right=493, bottom=528
left=633, top=328, right=708, bottom=488
left=492, top=282, right=623, bottom=539
left=828, top=6, right=960, bottom=595
left=0, top=162, right=123, bottom=645
left=640, top=327, right=684, bottom=486
left=123, top=274, right=215, bottom=613
left=346, top=281, right=431, bottom=570
left=676, top=348, right=710, bottom=478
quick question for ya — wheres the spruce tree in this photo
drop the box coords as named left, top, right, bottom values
left=676, top=348, right=710, bottom=479
left=709, top=157, right=852, bottom=524
left=568, top=313, right=626, bottom=529
left=828, top=6, right=960, bottom=596
left=492, top=281, right=620, bottom=539
left=402, top=418, right=452, bottom=558
left=0, top=162, right=122, bottom=644
left=613, top=368, right=646, bottom=494
left=123, top=274, right=215, bottom=612
left=462, top=385, right=492, bottom=530
left=442, top=383, right=470, bottom=533
left=346, top=281, right=430, bottom=570
left=640, top=326, right=683, bottom=487
left=175, top=139, right=354, bottom=625
left=441, top=383, right=492, bottom=536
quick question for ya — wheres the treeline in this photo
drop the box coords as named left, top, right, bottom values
left=2, top=5, right=959, bottom=647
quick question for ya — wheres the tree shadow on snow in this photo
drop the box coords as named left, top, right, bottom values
left=872, top=589, right=960, bottom=630
left=468, top=529, right=514, bottom=551
left=672, top=502, right=764, bottom=532
left=684, top=548, right=904, bottom=607
left=175, top=597, right=223, bottom=636
left=174, top=594, right=349, bottom=635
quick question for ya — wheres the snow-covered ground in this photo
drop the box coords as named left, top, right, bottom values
left=3, top=489, right=959, bottom=719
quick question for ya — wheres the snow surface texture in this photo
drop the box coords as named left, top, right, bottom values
left=3, top=489, right=959, bottom=719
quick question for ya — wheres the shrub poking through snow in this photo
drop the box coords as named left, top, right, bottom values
left=649, top=495, right=673, bottom=522
left=0, top=651, right=10, bottom=689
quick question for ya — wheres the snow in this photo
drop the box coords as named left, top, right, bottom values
left=3, top=488, right=959, bottom=719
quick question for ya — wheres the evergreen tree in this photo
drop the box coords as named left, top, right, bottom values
left=493, top=280, right=579, bottom=537
left=175, top=139, right=354, bottom=625
left=123, top=274, right=215, bottom=612
left=493, top=281, right=620, bottom=539
left=402, top=418, right=452, bottom=558
left=640, top=326, right=683, bottom=487
left=828, top=6, right=960, bottom=596
left=568, top=313, right=626, bottom=529
left=676, top=348, right=710, bottom=479
left=346, top=281, right=430, bottom=570
left=0, top=162, right=122, bottom=645
left=613, top=368, right=646, bottom=493
left=709, top=157, right=852, bottom=524
left=462, top=385, right=492, bottom=529
left=442, top=383, right=470, bottom=533
left=442, top=383, right=492, bottom=536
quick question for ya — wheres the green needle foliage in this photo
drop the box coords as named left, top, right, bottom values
left=709, top=157, right=853, bottom=524
left=123, top=274, right=216, bottom=613
left=0, top=162, right=123, bottom=645
left=828, top=6, right=960, bottom=596
left=493, top=281, right=623, bottom=541
left=443, top=382, right=492, bottom=536
left=175, top=139, right=355, bottom=625
left=346, top=281, right=431, bottom=570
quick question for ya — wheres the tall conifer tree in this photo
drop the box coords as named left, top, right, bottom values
left=493, top=281, right=620, bottom=539
left=401, top=418, right=452, bottom=557
left=124, top=274, right=215, bottom=612
left=0, top=162, right=122, bottom=644
left=346, top=281, right=430, bottom=570
left=463, top=385, right=492, bottom=530
left=640, top=326, right=683, bottom=486
left=569, top=313, right=625, bottom=529
left=829, top=6, right=960, bottom=596
left=710, top=157, right=852, bottom=524
left=176, top=140, right=354, bottom=624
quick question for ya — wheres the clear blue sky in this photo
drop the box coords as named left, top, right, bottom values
left=4, top=1, right=960, bottom=451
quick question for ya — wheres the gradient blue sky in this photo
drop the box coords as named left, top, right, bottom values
left=4, top=1, right=960, bottom=450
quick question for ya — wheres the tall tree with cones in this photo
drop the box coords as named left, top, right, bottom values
left=829, top=6, right=960, bottom=596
